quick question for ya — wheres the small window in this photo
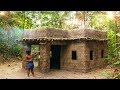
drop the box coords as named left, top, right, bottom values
left=72, top=51, right=77, bottom=60
left=101, top=50, right=104, bottom=58
left=90, top=50, right=93, bottom=60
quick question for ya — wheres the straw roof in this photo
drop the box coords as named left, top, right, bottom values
left=21, top=27, right=107, bottom=41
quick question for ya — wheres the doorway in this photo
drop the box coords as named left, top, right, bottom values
left=50, top=45, right=61, bottom=69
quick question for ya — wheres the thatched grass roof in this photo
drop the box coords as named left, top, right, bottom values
left=22, top=27, right=107, bottom=41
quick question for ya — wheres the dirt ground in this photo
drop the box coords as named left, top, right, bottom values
left=0, top=60, right=116, bottom=79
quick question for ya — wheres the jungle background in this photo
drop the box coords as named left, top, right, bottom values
left=0, top=11, right=120, bottom=79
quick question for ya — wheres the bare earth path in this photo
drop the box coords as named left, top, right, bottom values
left=0, top=61, right=114, bottom=79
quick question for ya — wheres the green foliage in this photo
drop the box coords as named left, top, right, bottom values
left=114, top=61, right=120, bottom=65
left=0, top=27, right=23, bottom=60
left=88, top=11, right=120, bottom=66
left=0, top=11, right=33, bottom=29
left=101, top=69, right=120, bottom=79
left=31, top=11, right=70, bottom=29
left=31, top=45, right=40, bottom=61
left=107, top=30, right=115, bottom=60
left=101, top=72, right=111, bottom=79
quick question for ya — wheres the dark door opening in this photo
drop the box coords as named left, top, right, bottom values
left=50, top=45, right=61, bottom=69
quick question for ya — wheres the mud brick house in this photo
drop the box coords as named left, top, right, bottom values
left=20, top=27, right=108, bottom=73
